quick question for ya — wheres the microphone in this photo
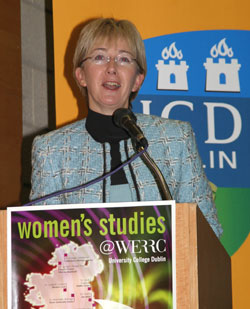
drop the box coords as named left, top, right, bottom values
left=113, top=108, right=148, bottom=148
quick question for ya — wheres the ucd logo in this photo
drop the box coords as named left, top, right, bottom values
left=155, top=42, right=189, bottom=91
left=204, top=38, right=241, bottom=92
left=155, top=38, right=241, bottom=93
left=134, top=30, right=250, bottom=188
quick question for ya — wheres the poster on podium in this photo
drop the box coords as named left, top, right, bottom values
left=7, top=200, right=176, bottom=309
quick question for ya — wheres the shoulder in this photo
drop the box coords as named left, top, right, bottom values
left=135, top=113, right=193, bottom=138
left=32, top=119, right=87, bottom=152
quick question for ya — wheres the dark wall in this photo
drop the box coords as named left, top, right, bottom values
left=0, top=0, right=22, bottom=207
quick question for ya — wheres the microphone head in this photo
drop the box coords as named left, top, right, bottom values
left=113, top=108, right=148, bottom=148
left=113, top=108, right=136, bottom=128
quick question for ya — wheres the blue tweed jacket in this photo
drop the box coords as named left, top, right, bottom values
left=30, top=113, right=223, bottom=237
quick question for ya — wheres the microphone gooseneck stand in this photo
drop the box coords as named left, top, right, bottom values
left=136, top=144, right=173, bottom=201
left=113, top=108, right=173, bottom=201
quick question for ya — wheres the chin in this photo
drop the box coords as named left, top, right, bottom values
left=102, top=101, right=128, bottom=110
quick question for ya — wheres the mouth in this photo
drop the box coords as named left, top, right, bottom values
left=103, top=81, right=121, bottom=90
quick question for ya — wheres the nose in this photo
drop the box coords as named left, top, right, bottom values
left=106, top=57, right=117, bottom=74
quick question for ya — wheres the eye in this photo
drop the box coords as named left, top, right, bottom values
left=92, top=54, right=106, bottom=64
left=119, top=56, right=132, bottom=64
left=93, top=54, right=106, bottom=61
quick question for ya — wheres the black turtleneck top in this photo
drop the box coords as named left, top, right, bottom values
left=85, top=109, right=129, bottom=185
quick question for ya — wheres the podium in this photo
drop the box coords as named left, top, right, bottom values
left=0, top=203, right=232, bottom=308
left=175, top=203, right=232, bottom=308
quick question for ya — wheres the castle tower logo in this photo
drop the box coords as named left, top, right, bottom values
left=204, top=38, right=241, bottom=92
left=155, top=42, right=189, bottom=90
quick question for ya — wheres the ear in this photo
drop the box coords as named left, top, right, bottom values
left=75, top=67, right=87, bottom=87
left=132, top=73, right=145, bottom=92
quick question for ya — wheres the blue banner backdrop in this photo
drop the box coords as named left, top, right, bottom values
left=133, top=30, right=250, bottom=189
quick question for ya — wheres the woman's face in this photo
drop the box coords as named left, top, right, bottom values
left=75, top=38, right=144, bottom=115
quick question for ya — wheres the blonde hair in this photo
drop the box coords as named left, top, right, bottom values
left=73, top=18, right=147, bottom=103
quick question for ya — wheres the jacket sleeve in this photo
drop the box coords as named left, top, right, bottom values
left=175, top=122, right=223, bottom=238
left=29, top=135, right=61, bottom=205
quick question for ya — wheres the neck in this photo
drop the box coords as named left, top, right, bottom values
left=86, top=108, right=129, bottom=143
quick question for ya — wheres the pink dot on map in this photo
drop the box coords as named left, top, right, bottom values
left=88, top=287, right=91, bottom=291
left=63, top=288, right=67, bottom=292
left=58, top=261, right=62, bottom=265
left=71, top=294, right=75, bottom=298
left=88, top=298, right=92, bottom=302
left=64, top=253, right=68, bottom=257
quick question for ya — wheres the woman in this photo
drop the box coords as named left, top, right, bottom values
left=30, top=18, right=222, bottom=237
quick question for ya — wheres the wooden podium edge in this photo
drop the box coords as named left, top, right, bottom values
left=0, top=209, right=7, bottom=309
left=176, top=203, right=232, bottom=309
left=176, top=203, right=199, bottom=308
